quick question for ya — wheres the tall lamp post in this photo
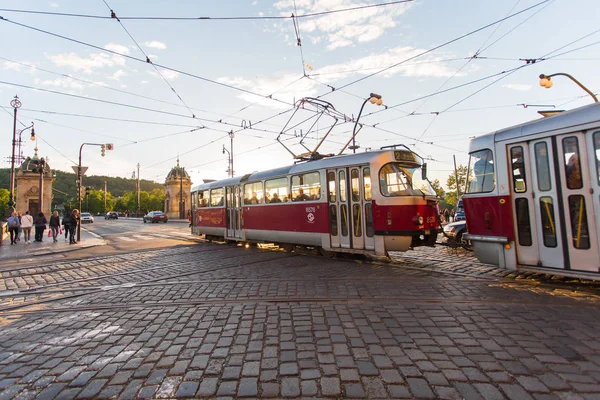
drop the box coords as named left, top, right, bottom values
left=222, top=145, right=231, bottom=177
left=539, top=73, right=598, bottom=103
left=179, top=166, right=185, bottom=219
left=350, top=93, right=383, bottom=154
left=229, top=130, right=235, bottom=178
left=136, top=163, right=141, bottom=217
left=6, top=95, right=22, bottom=218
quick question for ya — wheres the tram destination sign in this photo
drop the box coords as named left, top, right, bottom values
left=394, top=150, right=417, bottom=163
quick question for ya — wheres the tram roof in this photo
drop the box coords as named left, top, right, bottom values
left=192, top=149, right=419, bottom=191
left=492, top=102, right=600, bottom=142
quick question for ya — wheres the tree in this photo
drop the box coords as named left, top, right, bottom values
left=429, top=178, right=445, bottom=199
left=0, top=188, right=9, bottom=220
left=445, top=164, right=469, bottom=207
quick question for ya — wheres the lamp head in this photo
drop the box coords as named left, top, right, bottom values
left=30, top=126, right=36, bottom=141
left=368, top=93, right=383, bottom=105
left=229, top=130, right=235, bottom=139
left=539, top=74, right=553, bottom=89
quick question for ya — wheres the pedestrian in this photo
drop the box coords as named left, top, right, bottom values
left=49, top=211, right=61, bottom=243
left=16, top=211, right=22, bottom=242
left=7, top=211, right=20, bottom=245
left=33, top=212, right=48, bottom=242
left=69, top=209, right=80, bottom=244
left=443, top=208, right=449, bottom=223
left=21, top=210, right=33, bottom=244
left=62, top=211, right=72, bottom=242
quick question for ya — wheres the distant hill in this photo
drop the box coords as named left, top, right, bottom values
left=0, top=168, right=164, bottom=205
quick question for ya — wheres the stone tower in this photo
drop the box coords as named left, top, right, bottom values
left=15, top=148, right=55, bottom=217
left=164, top=159, right=192, bottom=219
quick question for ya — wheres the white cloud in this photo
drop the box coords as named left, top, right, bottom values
left=274, top=0, right=413, bottom=50
left=47, top=52, right=126, bottom=73
left=49, top=2, right=59, bottom=7
left=502, top=83, right=532, bottom=92
left=104, top=42, right=130, bottom=55
left=218, top=45, right=460, bottom=108
left=147, top=70, right=180, bottom=81
left=40, top=77, right=84, bottom=90
left=144, top=41, right=167, bottom=50
left=108, top=69, right=127, bottom=80
left=252, top=1, right=258, bottom=5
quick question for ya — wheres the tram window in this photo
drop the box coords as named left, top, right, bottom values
left=327, top=172, right=336, bottom=203
left=515, top=198, right=532, bottom=246
left=351, top=169, right=360, bottom=202
left=534, top=142, right=552, bottom=191
left=562, top=136, right=583, bottom=190
left=199, top=190, right=209, bottom=207
left=244, top=182, right=264, bottom=205
left=329, top=205, right=338, bottom=236
left=363, top=168, right=372, bottom=201
left=339, top=171, right=347, bottom=202
left=467, top=149, right=495, bottom=193
left=265, top=177, right=289, bottom=203
left=365, top=203, right=374, bottom=237
left=291, top=172, right=321, bottom=201
left=352, top=204, right=362, bottom=237
left=594, top=132, right=600, bottom=186
left=539, top=197, right=557, bottom=248
left=568, top=195, right=590, bottom=249
left=379, top=163, right=435, bottom=197
left=510, top=146, right=527, bottom=193
left=210, top=188, right=224, bottom=207
left=340, top=204, right=348, bottom=236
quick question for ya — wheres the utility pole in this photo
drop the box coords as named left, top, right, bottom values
left=104, top=181, right=107, bottom=213
left=137, top=163, right=141, bottom=217
left=6, top=95, right=21, bottom=217
left=453, top=155, right=461, bottom=202
left=179, top=167, right=184, bottom=219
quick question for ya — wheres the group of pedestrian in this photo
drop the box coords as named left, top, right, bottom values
left=6, top=209, right=80, bottom=245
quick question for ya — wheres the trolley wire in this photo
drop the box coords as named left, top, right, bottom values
left=101, top=0, right=196, bottom=118
left=0, top=1, right=414, bottom=21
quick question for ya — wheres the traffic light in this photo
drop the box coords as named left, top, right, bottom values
left=86, top=187, right=91, bottom=196
left=101, top=144, right=106, bottom=157
left=106, top=143, right=114, bottom=151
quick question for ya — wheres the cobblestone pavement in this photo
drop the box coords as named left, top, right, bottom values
left=0, top=242, right=599, bottom=399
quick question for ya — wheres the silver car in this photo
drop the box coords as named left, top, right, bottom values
left=80, top=212, right=95, bottom=224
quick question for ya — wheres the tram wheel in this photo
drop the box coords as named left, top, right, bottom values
left=280, top=244, right=294, bottom=253
left=319, top=247, right=337, bottom=258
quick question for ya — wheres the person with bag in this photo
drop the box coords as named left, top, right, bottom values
left=7, top=212, right=20, bottom=245
left=69, top=209, right=80, bottom=244
left=49, top=211, right=61, bottom=243
left=33, top=212, right=48, bottom=242
left=16, top=212, right=23, bottom=242
left=62, top=211, right=72, bottom=242
left=20, top=210, right=34, bottom=244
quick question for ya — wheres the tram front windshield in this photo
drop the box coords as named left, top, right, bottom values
left=379, top=163, right=435, bottom=197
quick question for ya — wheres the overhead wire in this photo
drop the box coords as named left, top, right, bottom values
left=0, top=1, right=414, bottom=21
left=101, top=0, right=196, bottom=118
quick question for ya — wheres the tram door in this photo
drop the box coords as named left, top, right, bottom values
left=556, top=133, right=600, bottom=272
left=225, top=186, right=243, bottom=239
left=526, top=138, right=565, bottom=269
left=587, top=130, right=600, bottom=257
left=507, top=143, right=540, bottom=266
left=327, top=167, right=373, bottom=250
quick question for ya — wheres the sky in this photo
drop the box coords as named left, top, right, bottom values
left=1, top=0, right=599, bottom=190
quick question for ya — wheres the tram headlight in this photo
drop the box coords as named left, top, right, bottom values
left=413, top=215, right=424, bottom=226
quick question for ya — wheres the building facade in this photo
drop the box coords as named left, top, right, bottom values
left=15, top=150, right=54, bottom=217
left=164, top=160, right=192, bottom=219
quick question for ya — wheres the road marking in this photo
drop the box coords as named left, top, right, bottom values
left=149, top=234, right=171, bottom=238
left=132, top=235, right=153, bottom=241
left=117, top=236, right=136, bottom=242
left=169, top=231, right=193, bottom=237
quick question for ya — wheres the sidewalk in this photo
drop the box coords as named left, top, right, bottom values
left=0, top=227, right=105, bottom=260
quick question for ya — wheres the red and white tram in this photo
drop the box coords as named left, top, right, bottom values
left=190, top=148, right=440, bottom=256
left=463, top=102, right=600, bottom=277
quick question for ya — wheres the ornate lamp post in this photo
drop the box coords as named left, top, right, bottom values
left=6, top=95, right=22, bottom=218
left=539, top=73, right=598, bottom=103
left=229, top=130, right=235, bottom=178
left=350, top=93, right=383, bottom=154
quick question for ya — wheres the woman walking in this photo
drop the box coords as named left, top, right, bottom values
left=33, top=212, right=48, bottom=242
left=7, top=212, right=20, bottom=245
left=21, top=211, right=34, bottom=244
left=69, top=209, right=80, bottom=244
left=62, top=211, right=72, bottom=242
left=49, top=211, right=61, bottom=243
left=16, top=211, right=23, bottom=242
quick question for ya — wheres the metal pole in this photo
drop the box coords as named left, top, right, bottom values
left=104, top=181, right=107, bottom=213
left=541, top=73, right=598, bottom=103
left=137, top=163, right=140, bottom=217
left=7, top=98, right=19, bottom=217
left=179, top=168, right=184, bottom=219
left=230, top=135, right=234, bottom=178
left=453, top=155, right=461, bottom=202
left=352, top=97, right=370, bottom=154
left=77, top=144, right=84, bottom=242
left=39, top=159, right=44, bottom=215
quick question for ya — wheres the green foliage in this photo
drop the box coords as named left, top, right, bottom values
left=0, top=188, right=9, bottom=219
left=445, top=164, right=469, bottom=206
left=429, top=178, right=445, bottom=199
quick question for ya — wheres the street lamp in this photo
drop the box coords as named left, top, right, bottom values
left=228, top=130, right=235, bottom=178
left=539, top=73, right=598, bottom=103
left=222, top=145, right=231, bottom=177
left=6, top=95, right=22, bottom=218
left=350, top=93, right=383, bottom=154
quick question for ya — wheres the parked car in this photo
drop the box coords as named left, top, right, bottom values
left=105, top=211, right=119, bottom=220
left=144, top=211, right=168, bottom=223
left=443, top=220, right=468, bottom=245
left=80, top=212, right=94, bottom=224
left=454, top=199, right=465, bottom=221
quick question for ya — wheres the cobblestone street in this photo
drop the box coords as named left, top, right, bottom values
left=1, top=242, right=599, bottom=399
